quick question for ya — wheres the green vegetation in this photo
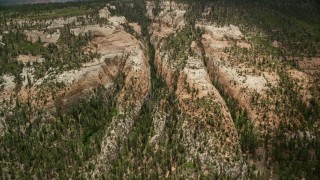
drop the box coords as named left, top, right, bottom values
left=272, top=124, right=320, bottom=179
left=0, top=84, right=120, bottom=179
left=109, top=91, right=186, bottom=178
left=0, top=1, right=99, bottom=20
left=32, top=24, right=99, bottom=79
left=163, top=27, right=202, bottom=69
left=109, top=0, right=151, bottom=36
left=0, top=0, right=319, bottom=179
left=109, top=3, right=190, bottom=178
left=0, top=25, right=98, bottom=80
left=182, top=0, right=320, bottom=178
left=213, top=80, right=259, bottom=175
left=183, top=0, right=320, bottom=57
left=0, top=30, right=39, bottom=83
left=23, top=7, right=93, bottom=20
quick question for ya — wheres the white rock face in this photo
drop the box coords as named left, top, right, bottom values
left=129, top=23, right=142, bottom=35
left=0, top=75, right=15, bottom=103
left=149, top=110, right=167, bottom=145
left=1, top=75, right=15, bottom=90
left=17, top=55, right=44, bottom=64
left=65, top=19, right=150, bottom=177
left=0, top=117, right=4, bottom=138
left=149, top=3, right=247, bottom=177
left=24, top=30, right=60, bottom=44
left=99, top=7, right=111, bottom=19
left=158, top=1, right=187, bottom=30
left=21, top=67, right=35, bottom=87
left=0, top=75, right=16, bottom=136
left=108, top=16, right=127, bottom=27
left=33, top=24, right=147, bottom=104
left=47, top=17, right=79, bottom=29
left=196, top=24, right=243, bottom=40
left=215, top=63, right=269, bottom=94
left=182, top=55, right=217, bottom=98
left=146, top=1, right=155, bottom=18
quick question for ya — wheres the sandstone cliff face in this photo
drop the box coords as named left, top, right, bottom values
left=198, top=22, right=316, bottom=136
left=178, top=46, right=246, bottom=178
left=149, top=1, right=246, bottom=178
left=54, top=15, right=150, bottom=176
left=92, top=27, right=151, bottom=176
left=68, top=11, right=151, bottom=177
left=3, top=9, right=134, bottom=106
left=3, top=16, right=150, bottom=109
left=149, top=1, right=187, bottom=87
left=1, top=1, right=318, bottom=178
left=0, top=10, right=151, bottom=171
left=198, top=23, right=280, bottom=134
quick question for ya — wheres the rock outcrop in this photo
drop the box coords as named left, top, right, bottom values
left=149, top=1, right=246, bottom=178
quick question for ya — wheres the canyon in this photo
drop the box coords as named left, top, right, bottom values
left=0, top=0, right=319, bottom=179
